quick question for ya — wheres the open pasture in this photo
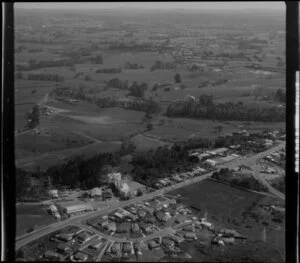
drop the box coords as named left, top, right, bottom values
left=146, top=118, right=240, bottom=141
left=130, top=134, right=169, bottom=150
left=169, top=179, right=259, bottom=224
left=15, top=129, right=93, bottom=159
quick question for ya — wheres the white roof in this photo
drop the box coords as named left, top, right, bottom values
left=120, top=183, right=130, bottom=193
left=215, top=148, right=229, bottom=153
left=205, top=159, right=217, bottom=164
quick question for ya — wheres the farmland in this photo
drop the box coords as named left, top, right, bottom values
left=14, top=7, right=285, bottom=171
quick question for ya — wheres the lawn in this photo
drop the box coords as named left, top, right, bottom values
left=16, top=204, right=56, bottom=237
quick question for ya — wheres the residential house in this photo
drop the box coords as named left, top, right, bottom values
left=162, top=238, right=174, bottom=248
left=48, top=189, right=58, bottom=198
left=148, top=240, right=160, bottom=250
left=214, top=148, right=229, bottom=156
left=43, top=251, right=64, bottom=261
left=56, top=234, right=73, bottom=242
left=56, top=242, right=71, bottom=253
left=90, top=187, right=102, bottom=197
left=222, top=237, right=235, bottom=244
left=89, top=240, right=103, bottom=250
left=169, top=234, right=184, bottom=243
left=122, top=243, right=132, bottom=254
left=204, top=159, right=218, bottom=167
left=184, top=232, right=196, bottom=240
left=73, top=252, right=88, bottom=262
left=131, top=223, right=140, bottom=233
left=104, top=222, right=117, bottom=232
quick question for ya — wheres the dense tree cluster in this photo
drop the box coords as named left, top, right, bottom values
left=96, top=68, right=122, bottom=73
left=212, top=168, right=268, bottom=192
left=27, top=73, right=64, bottom=82
left=274, top=88, right=286, bottom=103
left=90, top=55, right=103, bottom=64
left=131, top=145, right=193, bottom=186
left=16, top=153, right=120, bottom=201
left=150, top=61, right=176, bottom=71
left=271, top=177, right=285, bottom=194
left=128, top=82, right=148, bottom=98
left=125, top=62, right=144, bottom=69
left=26, top=105, right=40, bottom=129
left=198, top=79, right=229, bottom=88
left=166, top=95, right=285, bottom=122
left=16, top=59, right=76, bottom=71
left=105, top=78, right=128, bottom=90
left=174, top=73, right=182, bottom=84
left=96, top=96, right=161, bottom=113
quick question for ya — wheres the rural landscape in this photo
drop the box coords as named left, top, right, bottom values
left=15, top=3, right=286, bottom=262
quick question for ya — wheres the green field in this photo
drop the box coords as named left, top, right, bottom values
left=16, top=204, right=56, bottom=236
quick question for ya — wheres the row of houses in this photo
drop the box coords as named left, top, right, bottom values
left=155, top=167, right=207, bottom=188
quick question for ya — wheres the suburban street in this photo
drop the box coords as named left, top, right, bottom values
left=15, top=142, right=285, bottom=250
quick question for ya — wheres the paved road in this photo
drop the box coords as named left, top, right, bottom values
left=15, top=142, right=285, bottom=250
left=219, top=142, right=285, bottom=200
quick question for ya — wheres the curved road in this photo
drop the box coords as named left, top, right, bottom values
left=15, top=142, right=285, bottom=250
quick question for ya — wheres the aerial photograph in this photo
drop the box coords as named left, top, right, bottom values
left=14, top=2, right=286, bottom=262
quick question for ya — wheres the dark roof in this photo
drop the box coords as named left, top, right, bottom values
left=74, top=252, right=88, bottom=261
left=123, top=243, right=132, bottom=253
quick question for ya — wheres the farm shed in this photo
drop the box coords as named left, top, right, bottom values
left=214, top=148, right=229, bottom=156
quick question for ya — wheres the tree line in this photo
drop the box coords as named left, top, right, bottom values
left=27, top=73, right=64, bottom=82
left=212, top=168, right=268, bottom=192
left=166, top=94, right=285, bottom=122
left=50, top=84, right=161, bottom=113
left=96, top=68, right=122, bottom=73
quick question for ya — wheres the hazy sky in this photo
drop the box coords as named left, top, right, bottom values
left=15, top=2, right=285, bottom=11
